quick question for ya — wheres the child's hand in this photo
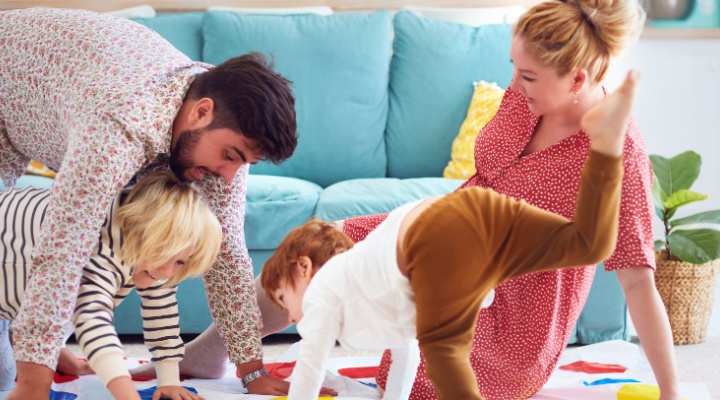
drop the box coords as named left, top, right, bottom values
left=151, top=385, right=205, bottom=400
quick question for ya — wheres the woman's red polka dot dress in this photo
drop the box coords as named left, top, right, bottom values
left=343, top=87, right=655, bottom=400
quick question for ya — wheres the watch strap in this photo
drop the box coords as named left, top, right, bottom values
left=241, top=366, right=269, bottom=388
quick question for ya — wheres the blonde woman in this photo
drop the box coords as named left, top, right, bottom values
left=0, top=170, right=222, bottom=400
left=342, top=0, right=679, bottom=399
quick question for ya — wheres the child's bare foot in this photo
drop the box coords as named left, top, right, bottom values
left=56, top=349, right=94, bottom=376
left=582, top=69, right=641, bottom=157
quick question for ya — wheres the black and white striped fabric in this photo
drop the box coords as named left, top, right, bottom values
left=0, top=186, right=183, bottom=387
left=0, top=187, right=51, bottom=322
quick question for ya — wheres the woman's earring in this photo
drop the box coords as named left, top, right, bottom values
left=572, top=91, right=579, bottom=105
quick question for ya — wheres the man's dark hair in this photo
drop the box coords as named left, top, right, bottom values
left=187, top=52, right=297, bottom=164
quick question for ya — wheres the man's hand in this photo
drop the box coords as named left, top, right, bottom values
left=245, top=374, right=290, bottom=396
left=152, top=385, right=205, bottom=400
left=237, top=360, right=289, bottom=395
left=6, top=361, right=53, bottom=400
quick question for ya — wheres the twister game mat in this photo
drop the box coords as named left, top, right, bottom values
left=0, top=340, right=711, bottom=399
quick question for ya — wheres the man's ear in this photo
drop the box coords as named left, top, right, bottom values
left=188, top=97, right=215, bottom=129
left=295, top=256, right=314, bottom=281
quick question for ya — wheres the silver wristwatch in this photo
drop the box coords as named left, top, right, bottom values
left=241, top=366, right=269, bottom=388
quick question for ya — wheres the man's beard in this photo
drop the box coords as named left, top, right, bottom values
left=169, top=128, right=203, bottom=182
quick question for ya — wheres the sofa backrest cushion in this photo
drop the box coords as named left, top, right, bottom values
left=202, top=10, right=393, bottom=188
left=385, top=11, right=513, bottom=179
left=132, top=12, right=204, bottom=61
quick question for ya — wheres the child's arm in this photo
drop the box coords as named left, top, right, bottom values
left=73, top=194, right=140, bottom=398
left=106, top=377, right=141, bottom=400
left=287, top=288, right=342, bottom=400
left=73, top=258, right=134, bottom=393
left=137, top=284, right=184, bottom=388
left=383, top=340, right=420, bottom=400
left=139, top=286, right=205, bottom=400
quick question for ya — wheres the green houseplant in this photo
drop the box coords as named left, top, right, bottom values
left=650, top=150, right=720, bottom=344
left=651, top=150, right=720, bottom=262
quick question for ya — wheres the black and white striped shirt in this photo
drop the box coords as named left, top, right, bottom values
left=0, top=186, right=184, bottom=387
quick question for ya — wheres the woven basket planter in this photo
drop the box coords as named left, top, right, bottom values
left=654, top=250, right=720, bottom=345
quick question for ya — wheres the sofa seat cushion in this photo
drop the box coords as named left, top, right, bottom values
left=246, top=174, right=322, bottom=250
left=315, top=177, right=463, bottom=221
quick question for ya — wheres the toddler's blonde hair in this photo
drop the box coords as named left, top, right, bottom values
left=116, top=170, right=222, bottom=287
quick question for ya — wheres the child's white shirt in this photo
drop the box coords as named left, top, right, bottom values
left=290, top=200, right=422, bottom=400
left=290, top=198, right=496, bottom=399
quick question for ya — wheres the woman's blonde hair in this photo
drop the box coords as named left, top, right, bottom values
left=514, top=0, right=646, bottom=83
left=116, top=170, right=222, bottom=287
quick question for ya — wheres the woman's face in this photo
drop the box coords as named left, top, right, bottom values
left=509, top=35, right=575, bottom=116
left=132, top=247, right=193, bottom=289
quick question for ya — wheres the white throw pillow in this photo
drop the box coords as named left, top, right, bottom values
left=207, top=6, right=333, bottom=15
left=402, top=5, right=526, bottom=26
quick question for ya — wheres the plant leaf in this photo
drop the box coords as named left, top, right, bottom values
left=667, top=229, right=720, bottom=264
left=663, top=189, right=709, bottom=210
left=670, top=210, right=720, bottom=227
left=649, top=151, right=701, bottom=196
left=654, top=240, right=665, bottom=251
left=651, top=179, right=666, bottom=212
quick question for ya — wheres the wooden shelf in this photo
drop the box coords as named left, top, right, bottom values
left=0, top=0, right=541, bottom=12
left=1, top=0, right=718, bottom=36
left=642, top=28, right=720, bottom=38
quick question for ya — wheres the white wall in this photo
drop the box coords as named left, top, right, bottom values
left=605, top=36, right=720, bottom=337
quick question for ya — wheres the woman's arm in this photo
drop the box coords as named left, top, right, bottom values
left=618, top=266, right=680, bottom=400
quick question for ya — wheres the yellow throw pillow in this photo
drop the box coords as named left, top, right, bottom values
left=443, top=81, right=505, bottom=180
left=26, top=160, right=57, bottom=179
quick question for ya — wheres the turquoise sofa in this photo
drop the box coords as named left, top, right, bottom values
left=0, top=10, right=628, bottom=344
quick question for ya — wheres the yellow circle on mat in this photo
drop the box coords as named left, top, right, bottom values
left=617, top=384, right=687, bottom=400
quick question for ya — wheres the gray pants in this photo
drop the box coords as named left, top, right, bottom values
left=0, top=320, right=15, bottom=391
